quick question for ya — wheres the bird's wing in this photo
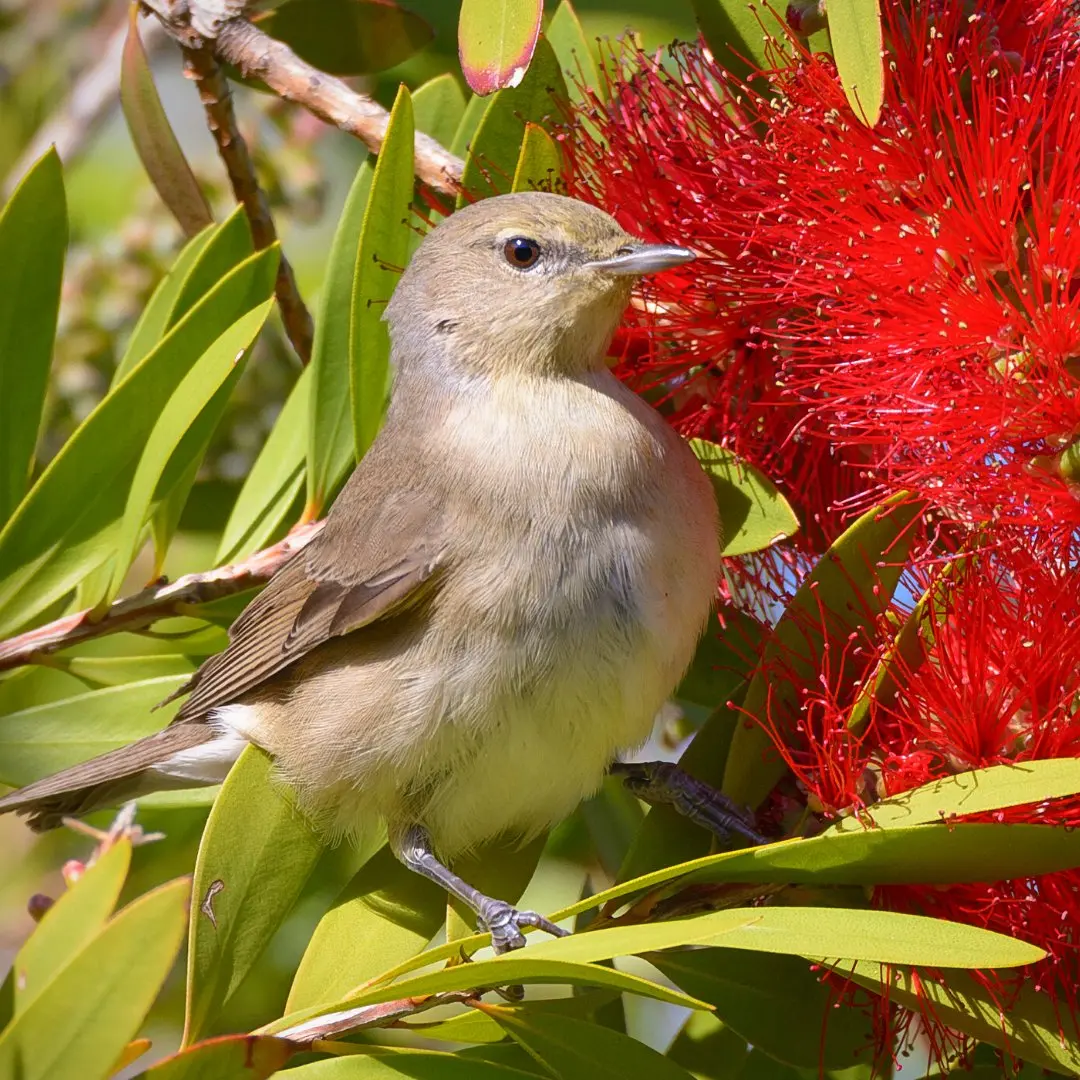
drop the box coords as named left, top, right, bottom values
left=171, top=471, right=448, bottom=722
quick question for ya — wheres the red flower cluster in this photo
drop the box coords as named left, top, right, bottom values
left=567, top=0, right=1080, bottom=1063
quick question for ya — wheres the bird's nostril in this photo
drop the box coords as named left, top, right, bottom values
left=615, top=245, right=635, bottom=256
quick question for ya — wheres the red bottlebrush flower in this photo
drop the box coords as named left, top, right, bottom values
left=566, top=2, right=1080, bottom=536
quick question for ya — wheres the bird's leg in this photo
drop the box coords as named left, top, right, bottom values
left=392, top=825, right=568, bottom=955
left=611, top=760, right=769, bottom=846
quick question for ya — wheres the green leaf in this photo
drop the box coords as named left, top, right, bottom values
left=676, top=607, right=764, bottom=709
left=55, top=652, right=194, bottom=687
left=184, top=744, right=323, bottom=1045
left=650, top=949, right=872, bottom=1069
left=546, top=1, right=603, bottom=104
left=287, top=843, right=446, bottom=1013
left=120, top=7, right=213, bottom=236
left=136, top=1033, right=297, bottom=1079
left=551, top=823, right=1080, bottom=927
left=0, top=148, right=66, bottom=526
left=351, top=86, right=414, bottom=461
left=530, top=905, right=1044, bottom=969
left=266, top=956, right=707, bottom=1037
left=457, top=37, right=566, bottom=205
left=115, top=227, right=215, bottom=385
left=308, top=160, right=373, bottom=511
left=840, top=963, right=1080, bottom=1075
left=830, top=760, right=1080, bottom=833
left=412, top=73, right=469, bottom=151
left=667, top=1011, right=750, bottom=1080
left=826, top=0, right=884, bottom=126
left=106, top=300, right=274, bottom=603
left=11, top=838, right=131, bottom=1016
left=722, top=494, right=923, bottom=809
left=690, top=0, right=779, bottom=83
left=0, top=675, right=187, bottom=787
left=257, top=0, right=433, bottom=76
left=218, top=365, right=309, bottom=565
left=486, top=1005, right=697, bottom=1080
left=0, top=877, right=190, bottom=1080
left=450, top=93, right=490, bottom=158
left=0, top=245, right=278, bottom=637
left=511, top=122, right=563, bottom=193
left=688, top=439, right=800, bottom=557
left=458, top=0, right=544, bottom=96
left=285, top=1050, right=547, bottom=1079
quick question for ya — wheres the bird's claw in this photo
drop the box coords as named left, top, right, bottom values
left=476, top=898, right=568, bottom=955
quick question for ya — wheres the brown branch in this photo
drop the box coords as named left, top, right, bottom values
left=182, top=43, right=314, bottom=363
left=0, top=521, right=323, bottom=673
left=274, top=991, right=482, bottom=1044
left=138, top=0, right=464, bottom=195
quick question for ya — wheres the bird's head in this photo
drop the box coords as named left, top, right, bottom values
left=385, top=191, right=694, bottom=378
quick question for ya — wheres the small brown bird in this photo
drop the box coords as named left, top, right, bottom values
left=0, top=192, right=762, bottom=952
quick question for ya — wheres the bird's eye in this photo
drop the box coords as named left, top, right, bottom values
left=503, top=237, right=542, bottom=270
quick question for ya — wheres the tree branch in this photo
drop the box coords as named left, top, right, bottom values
left=275, top=991, right=483, bottom=1044
left=139, top=0, right=465, bottom=196
left=182, top=43, right=314, bottom=363
left=0, top=521, right=323, bottom=672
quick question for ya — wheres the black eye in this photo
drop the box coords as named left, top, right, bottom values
left=503, top=236, right=541, bottom=269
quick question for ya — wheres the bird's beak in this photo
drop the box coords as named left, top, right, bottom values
left=584, top=243, right=696, bottom=276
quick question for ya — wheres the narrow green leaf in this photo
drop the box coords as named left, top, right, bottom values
left=830, top=760, right=1080, bottom=833
left=826, top=0, right=884, bottom=126
left=546, top=0, right=603, bottom=104
left=841, top=964, right=1080, bottom=1075
left=511, top=122, right=563, bottom=193
left=257, top=0, right=433, bottom=76
left=55, top=653, right=194, bottom=687
left=457, top=37, right=566, bottom=205
left=412, top=73, right=468, bottom=152
left=106, top=300, right=274, bottom=603
left=0, top=246, right=278, bottom=637
left=459, top=0, right=544, bottom=96
left=689, top=439, right=800, bottom=556
left=516, top=905, right=1044, bottom=969
left=184, top=744, right=323, bottom=1045
left=166, top=207, right=255, bottom=333
left=486, top=1006, right=697, bottom=1080
left=115, top=227, right=215, bottom=384
left=218, top=365, right=309, bottom=565
left=0, top=877, right=190, bottom=1080
left=285, top=1051, right=547, bottom=1079
left=722, top=494, right=923, bottom=808
left=650, top=949, right=873, bottom=1069
left=351, top=86, right=414, bottom=461
left=136, top=1033, right=297, bottom=1080
left=287, top=843, right=446, bottom=1013
left=450, top=93, right=490, bottom=158
left=12, top=838, right=131, bottom=1015
left=266, top=958, right=707, bottom=1036
left=677, top=607, right=764, bottom=710
left=0, top=675, right=187, bottom=787
left=551, top=823, right=1080, bottom=927
left=309, top=160, right=373, bottom=510
left=120, top=7, right=213, bottom=236
left=0, top=148, right=66, bottom=526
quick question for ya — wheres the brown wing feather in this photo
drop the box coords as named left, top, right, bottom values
left=171, top=457, right=448, bottom=723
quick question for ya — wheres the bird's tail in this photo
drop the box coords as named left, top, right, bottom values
left=0, top=722, right=237, bottom=831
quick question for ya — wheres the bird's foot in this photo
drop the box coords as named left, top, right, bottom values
left=612, top=760, right=769, bottom=846
left=476, top=897, right=569, bottom=955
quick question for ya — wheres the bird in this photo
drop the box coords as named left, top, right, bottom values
left=0, top=191, right=763, bottom=953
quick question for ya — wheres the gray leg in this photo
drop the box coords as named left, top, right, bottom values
left=392, top=825, right=568, bottom=954
left=611, top=761, right=769, bottom=846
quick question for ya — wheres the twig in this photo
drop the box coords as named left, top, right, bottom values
left=138, top=0, right=464, bottom=195
left=182, top=43, right=314, bottom=363
left=4, top=14, right=170, bottom=196
left=0, top=520, right=323, bottom=672
left=275, top=991, right=482, bottom=1043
